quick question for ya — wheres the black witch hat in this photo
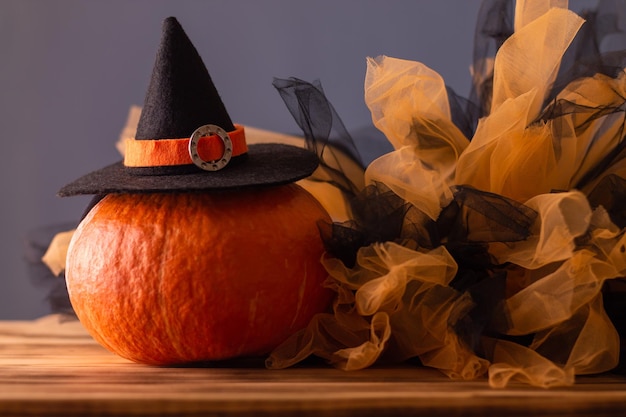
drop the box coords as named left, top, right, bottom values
left=58, top=17, right=318, bottom=196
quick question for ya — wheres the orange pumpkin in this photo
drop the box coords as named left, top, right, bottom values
left=65, top=183, right=333, bottom=365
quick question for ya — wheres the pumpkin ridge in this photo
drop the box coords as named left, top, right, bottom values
left=156, top=197, right=182, bottom=361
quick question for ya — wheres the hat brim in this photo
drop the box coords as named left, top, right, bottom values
left=58, top=143, right=318, bottom=196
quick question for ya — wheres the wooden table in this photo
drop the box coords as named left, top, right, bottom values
left=2, top=315, right=626, bottom=416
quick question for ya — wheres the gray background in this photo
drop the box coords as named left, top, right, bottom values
left=0, top=0, right=597, bottom=319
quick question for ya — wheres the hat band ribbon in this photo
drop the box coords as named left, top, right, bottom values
left=124, top=124, right=247, bottom=168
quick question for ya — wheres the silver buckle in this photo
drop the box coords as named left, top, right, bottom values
left=188, top=124, right=233, bottom=171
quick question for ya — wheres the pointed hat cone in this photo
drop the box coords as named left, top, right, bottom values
left=136, top=17, right=235, bottom=140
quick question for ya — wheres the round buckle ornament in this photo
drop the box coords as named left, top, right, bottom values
left=188, top=124, right=232, bottom=171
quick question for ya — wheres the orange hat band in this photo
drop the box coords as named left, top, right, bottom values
left=124, top=124, right=247, bottom=170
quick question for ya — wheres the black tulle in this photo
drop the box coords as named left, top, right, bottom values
left=273, top=77, right=365, bottom=196
left=469, top=0, right=514, bottom=117
left=24, top=223, right=75, bottom=316
left=587, top=174, right=626, bottom=228
left=538, top=90, right=626, bottom=190
left=317, top=182, right=436, bottom=268
left=446, top=87, right=481, bottom=141
left=314, top=181, right=539, bottom=354
left=549, top=0, right=626, bottom=105
left=468, top=0, right=626, bottom=119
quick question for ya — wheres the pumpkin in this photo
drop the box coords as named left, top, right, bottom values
left=65, top=183, right=333, bottom=365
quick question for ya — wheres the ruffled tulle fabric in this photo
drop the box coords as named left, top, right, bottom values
left=267, top=0, right=626, bottom=388
left=273, top=77, right=365, bottom=197
left=364, top=57, right=468, bottom=220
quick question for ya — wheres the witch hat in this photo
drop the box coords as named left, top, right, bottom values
left=58, top=17, right=318, bottom=196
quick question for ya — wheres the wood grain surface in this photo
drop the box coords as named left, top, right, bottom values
left=2, top=315, right=626, bottom=416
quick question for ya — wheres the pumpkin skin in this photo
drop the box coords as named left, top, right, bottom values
left=65, top=183, right=333, bottom=365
